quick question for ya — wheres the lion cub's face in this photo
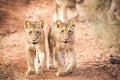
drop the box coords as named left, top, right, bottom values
left=25, top=20, right=44, bottom=45
left=55, top=20, right=75, bottom=44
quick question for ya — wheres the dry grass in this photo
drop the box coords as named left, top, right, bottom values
left=0, top=54, right=14, bottom=80
left=83, top=0, right=120, bottom=55
left=0, top=64, right=14, bottom=80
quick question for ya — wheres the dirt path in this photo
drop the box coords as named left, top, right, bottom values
left=0, top=0, right=119, bottom=80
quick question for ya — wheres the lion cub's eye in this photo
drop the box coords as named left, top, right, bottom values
left=29, top=31, right=32, bottom=34
left=36, top=31, right=41, bottom=34
left=69, top=30, right=73, bottom=34
left=61, top=30, right=64, bottom=33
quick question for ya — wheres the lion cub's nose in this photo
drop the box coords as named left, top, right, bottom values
left=32, top=40, right=36, bottom=42
left=64, top=38, right=68, bottom=41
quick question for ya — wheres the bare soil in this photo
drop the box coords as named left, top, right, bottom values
left=0, top=0, right=120, bottom=80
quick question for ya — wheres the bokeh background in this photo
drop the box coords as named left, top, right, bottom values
left=0, top=0, right=120, bottom=80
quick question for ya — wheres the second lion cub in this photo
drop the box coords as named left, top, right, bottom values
left=24, top=20, right=46, bottom=76
left=48, top=20, right=77, bottom=76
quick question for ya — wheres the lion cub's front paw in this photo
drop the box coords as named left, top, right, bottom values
left=47, top=64, right=54, bottom=69
left=56, top=70, right=66, bottom=77
left=36, top=70, right=43, bottom=75
left=25, top=70, right=35, bottom=76
left=65, top=68, right=73, bottom=74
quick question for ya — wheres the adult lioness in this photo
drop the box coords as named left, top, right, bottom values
left=48, top=20, right=77, bottom=76
left=24, top=20, right=46, bottom=76
left=53, top=0, right=79, bottom=23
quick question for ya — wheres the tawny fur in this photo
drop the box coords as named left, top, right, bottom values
left=24, top=20, right=46, bottom=76
left=48, top=20, right=77, bottom=76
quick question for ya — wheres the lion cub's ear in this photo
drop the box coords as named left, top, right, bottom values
left=69, top=19, right=75, bottom=28
left=25, top=20, right=31, bottom=29
left=39, top=20, right=44, bottom=28
left=56, top=20, right=62, bottom=28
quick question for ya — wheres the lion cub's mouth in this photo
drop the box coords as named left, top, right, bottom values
left=32, top=41, right=38, bottom=44
left=62, top=41, right=69, bottom=44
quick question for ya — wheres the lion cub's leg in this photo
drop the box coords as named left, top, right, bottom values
left=34, top=50, right=46, bottom=75
left=48, top=32, right=55, bottom=69
left=65, top=50, right=77, bottom=74
left=68, top=6, right=79, bottom=20
left=55, top=49, right=66, bottom=77
left=26, top=46, right=35, bottom=76
left=60, top=6, right=68, bottom=23
left=48, top=48, right=55, bottom=69
left=53, top=3, right=59, bottom=23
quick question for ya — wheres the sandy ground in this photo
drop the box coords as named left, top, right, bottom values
left=0, top=0, right=120, bottom=80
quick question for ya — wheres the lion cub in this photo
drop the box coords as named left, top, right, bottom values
left=48, top=20, right=77, bottom=76
left=24, top=20, right=46, bottom=76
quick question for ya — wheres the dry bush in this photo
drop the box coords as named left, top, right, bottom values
left=83, top=0, right=120, bottom=55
